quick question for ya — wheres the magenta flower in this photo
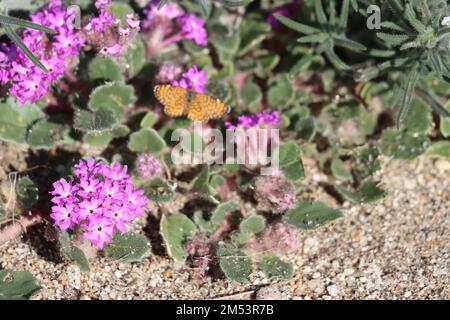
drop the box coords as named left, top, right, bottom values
left=142, top=1, right=208, bottom=57
left=51, top=204, right=77, bottom=231
left=225, top=111, right=282, bottom=130
left=171, top=65, right=208, bottom=93
left=137, top=153, right=163, bottom=178
left=179, top=14, right=208, bottom=46
left=83, top=216, right=115, bottom=250
left=0, top=0, right=84, bottom=106
left=50, top=158, right=149, bottom=249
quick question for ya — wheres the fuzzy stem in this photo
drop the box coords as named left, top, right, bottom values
left=0, top=213, right=43, bottom=246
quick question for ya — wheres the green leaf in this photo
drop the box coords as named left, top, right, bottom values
left=274, top=14, right=320, bottom=35
left=426, top=141, right=450, bottom=159
left=331, top=158, right=351, bottom=181
left=440, top=101, right=450, bottom=137
left=160, top=213, right=198, bottom=263
left=352, top=146, right=381, bottom=180
left=15, top=177, right=38, bottom=209
left=104, top=233, right=151, bottom=262
left=26, top=119, right=66, bottom=150
left=260, top=254, right=293, bottom=280
left=143, top=178, right=175, bottom=203
left=219, top=247, right=252, bottom=283
left=89, top=56, right=124, bottom=82
left=381, top=129, right=430, bottom=160
left=241, top=82, right=262, bottom=110
left=403, top=98, right=432, bottom=134
left=83, top=131, right=114, bottom=147
left=109, top=2, right=134, bottom=25
left=59, top=232, right=90, bottom=272
left=210, top=200, right=240, bottom=226
left=0, top=14, right=57, bottom=34
left=396, top=66, right=420, bottom=127
left=277, top=141, right=305, bottom=180
left=283, top=201, right=343, bottom=230
left=88, top=83, right=136, bottom=120
left=3, top=24, right=48, bottom=73
left=267, top=74, right=295, bottom=108
left=0, top=98, right=44, bottom=144
left=123, top=35, right=146, bottom=78
left=239, top=19, right=271, bottom=56
left=336, top=181, right=387, bottom=204
left=140, top=112, right=158, bottom=128
left=74, top=107, right=118, bottom=134
left=239, top=215, right=266, bottom=235
left=128, top=128, right=166, bottom=153
left=0, top=270, right=40, bottom=299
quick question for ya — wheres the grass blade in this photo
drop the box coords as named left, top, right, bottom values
left=3, top=24, right=49, bottom=73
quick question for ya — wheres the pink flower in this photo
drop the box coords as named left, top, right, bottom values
left=0, top=0, right=84, bottom=106
left=83, top=216, right=115, bottom=250
left=49, top=158, right=149, bottom=250
left=51, top=204, right=77, bottom=231
left=179, top=14, right=208, bottom=46
left=171, top=65, right=208, bottom=93
left=137, top=154, right=163, bottom=178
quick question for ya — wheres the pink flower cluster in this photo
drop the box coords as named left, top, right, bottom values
left=50, top=158, right=149, bottom=249
left=158, top=64, right=208, bottom=93
left=171, top=65, right=208, bottom=93
left=137, top=153, right=162, bottom=178
left=84, top=0, right=140, bottom=56
left=225, top=111, right=282, bottom=130
left=0, top=0, right=84, bottom=106
left=142, top=1, right=208, bottom=48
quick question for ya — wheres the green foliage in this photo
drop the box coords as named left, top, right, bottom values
left=259, top=254, right=293, bottom=280
left=27, top=119, right=67, bottom=150
left=0, top=270, right=40, bottom=299
left=124, top=35, right=146, bottom=78
left=283, top=201, right=343, bottom=230
left=194, top=200, right=239, bottom=232
left=160, top=213, right=198, bottom=263
left=128, top=128, right=167, bottom=153
left=277, top=0, right=450, bottom=126
left=381, top=129, right=430, bottom=160
left=104, top=233, right=151, bottom=262
left=426, top=141, right=450, bottom=158
left=0, top=98, right=44, bottom=144
left=218, top=245, right=253, bottom=283
left=89, top=56, right=124, bottom=82
left=277, top=141, right=305, bottom=181
left=15, top=177, right=38, bottom=209
left=267, top=73, right=295, bottom=109
left=74, top=107, right=118, bottom=134
left=59, top=232, right=90, bottom=272
left=331, top=158, right=352, bottom=181
left=336, top=180, right=388, bottom=204
left=352, top=146, right=381, bottom=181
left=88, top=83, right=137, bottom=121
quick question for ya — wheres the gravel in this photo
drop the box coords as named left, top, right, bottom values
left=0, top=156, right=449, bottom=300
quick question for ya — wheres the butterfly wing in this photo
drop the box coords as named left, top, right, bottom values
left=187, top=93, right=230, bottom=122
left=154, top=85, right=187, bottom=117
left=186, top=93, right=209, bottom=122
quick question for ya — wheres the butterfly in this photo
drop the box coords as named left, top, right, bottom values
left=154, top=85, right=230, bottom=122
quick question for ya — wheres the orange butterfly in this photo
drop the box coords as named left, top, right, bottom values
left=154, top=85, right=230, bottom=122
